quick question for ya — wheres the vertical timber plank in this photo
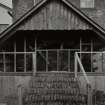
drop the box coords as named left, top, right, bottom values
left=55, top=1, right=58, bottom=30
left=18, top=85, right=22, bottom=105
left=68, top=49, right=70, bottom=72
left=56, top=1, right=61, bottom=29
left=71, top=12, right=74, bottom=29
left=43, top=6, right=47, bottom=29
left=68, top=9, right=71, bottom=29
left=48, top=2, right=53, bottom=29
left=40, top=9, right=44, bottom=29
left=87, top=84, right=92, bottom=105
left=63, top=3, right=68, bottom=29
left=46, top=50, right=48, bottom=72
left=91, top=40, right=93, bottom=72
left=33, top=39, right=37, bottom=76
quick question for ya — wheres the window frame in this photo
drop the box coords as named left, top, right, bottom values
left=80, top=0, right=95, bottom=8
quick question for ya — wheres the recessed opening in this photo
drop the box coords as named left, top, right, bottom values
left=0, top=30, right=104, bottom=73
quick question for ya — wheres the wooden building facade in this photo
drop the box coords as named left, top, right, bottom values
left=0, top=0, right=105, bottom=105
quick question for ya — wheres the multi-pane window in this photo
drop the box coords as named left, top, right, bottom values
left=80, top=0, right=94, bottom=8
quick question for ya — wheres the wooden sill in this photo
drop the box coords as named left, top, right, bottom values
left=78, top=72, right=105, bottom=76
left=0, top=72, right=104, bottom=76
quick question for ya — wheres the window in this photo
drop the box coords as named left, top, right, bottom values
left=80, top=0, right=94, bottom=8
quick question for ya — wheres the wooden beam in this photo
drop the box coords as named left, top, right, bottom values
left=76, top=53, right=90, bottom=84
left=74, top=53, right=77, bottom=78
left=24, top=37, right=26, bottom=72
left=14, top=40, right=16, bottom=72
left=33, top=39, right=37, bottom=76
left=80, top=37, right=82, bottom=60
left=18, top=85, right=22, bottom=105
left=87, top=84, right=92, bottom=105
left=68, top=49, right=70, bottom=72
left=91, top=40, right=93, bottom=72
left=57, top=50, right=59, bottom=71
left=46, top=50, right=48, bottom=72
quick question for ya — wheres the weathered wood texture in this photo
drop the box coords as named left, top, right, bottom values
left=34, top=0, right=105, bottom=29
left=17, top=0, right=91, bottom=30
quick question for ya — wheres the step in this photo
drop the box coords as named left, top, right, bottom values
left=23, top=93, right=86, bottom=102
left=29, top=72, right=77, bottom=88
left=23, top=72, right=86, bottom=105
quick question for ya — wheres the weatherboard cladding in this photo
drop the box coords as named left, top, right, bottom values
left=18, top=0, right=91, bottom=30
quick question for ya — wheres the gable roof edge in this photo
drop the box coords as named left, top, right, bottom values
left=0, top=0, right=48, bottom=39
left=62, top=0, right=105, bottom=37
left=0, top=0, right=105, bottom=42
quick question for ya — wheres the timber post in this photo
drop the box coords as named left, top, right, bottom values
left=33, top=39, right=37, bottom=76
left=75, top=53, right=78, bottom=79
left=18, top=84, right=23, bottom=105
left=87, top=83, right=92, bottom=105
